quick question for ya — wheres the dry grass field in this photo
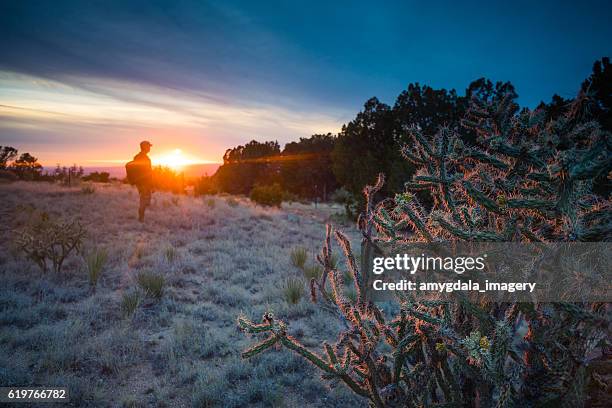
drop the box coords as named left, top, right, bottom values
left=0, top=181, right=365, bottom=407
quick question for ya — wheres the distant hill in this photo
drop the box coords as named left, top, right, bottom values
left=43, top=163, right=221, bottom=179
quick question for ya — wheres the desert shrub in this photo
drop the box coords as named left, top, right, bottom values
left=137, top=271, right=165, bottom=299
left=81, top=184, right=95, bottom=194
left=330, top=187, right=352, bottom=204
left=239, top=93, right=611, bottom=406
left=121, top=290, right=141, bottom=317
left=15, top=213, right=86, bottom=273
left=330, top=187, right=359, bottom=218
left=84, top=247, right=108, bottom=292
left=250, top=183, right=283, bottom=207
left=289, top=247, right=308, bottom=269
left=281, top=277, right=305, bottom=304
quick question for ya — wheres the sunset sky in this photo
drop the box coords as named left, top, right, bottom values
left=0, top=0, right=610, bottom=166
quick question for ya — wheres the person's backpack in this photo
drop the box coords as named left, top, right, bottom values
left=125, top=160, right=140, bottom=185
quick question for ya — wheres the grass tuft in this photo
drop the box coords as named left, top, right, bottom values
left=290, top=247, right=308, bottom=269
left=282, top=277, right=305, bottom=305
left=164, top=246, right=178, bottom=263
left=121, top=290, right=141, bottom=317
left=85, top=247, right=108, bottom=292
left=303, top=264, right=323, bottom=280
left=137, top=271, right=165, bottom=299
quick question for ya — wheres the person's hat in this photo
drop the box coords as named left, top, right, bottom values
left=140, top=140, right=153, bottom=148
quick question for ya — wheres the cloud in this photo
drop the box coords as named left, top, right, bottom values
left=0, top=71, right=346, bottom=164
left=0, top=0, right=609, bottom=166
left=0, top=0, right=357, bottom=109
left=0, top=1, right=354, bottom=164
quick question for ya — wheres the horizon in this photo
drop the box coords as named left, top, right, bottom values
left=41, top=162, right=222, bottom=179
left=1, top=1, right=611, bottom=165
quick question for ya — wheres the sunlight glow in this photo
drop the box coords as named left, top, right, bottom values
left=152, top=148, right=203, bottom=170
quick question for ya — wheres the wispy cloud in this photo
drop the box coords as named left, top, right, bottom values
left=0, top=0, right=609, bottom=165
left=0, top=71, right=346, bottom=164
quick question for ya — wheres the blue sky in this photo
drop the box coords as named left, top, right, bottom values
left=0, top=0, right=610, bottom=164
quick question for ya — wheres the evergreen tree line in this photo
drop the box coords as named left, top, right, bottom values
left=197, top=57, right=610, bottom=207
left=0, top=147, right=112, bottom=185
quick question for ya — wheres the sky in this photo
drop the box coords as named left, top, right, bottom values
left=0, top=0, right=610, bottom=166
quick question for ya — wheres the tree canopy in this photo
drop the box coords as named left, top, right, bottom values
left=198, top=57, right=610, bottom=206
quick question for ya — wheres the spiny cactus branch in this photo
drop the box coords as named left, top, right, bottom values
left=239, top=92, right=610, bottom=406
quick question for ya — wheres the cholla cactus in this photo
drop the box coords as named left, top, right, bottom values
left=15, top=212, right=86, bottom=273
left=239, top=93, right=611, bottom=406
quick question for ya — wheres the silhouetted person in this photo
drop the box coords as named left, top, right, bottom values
left=133, top=141, right=153, bottom=222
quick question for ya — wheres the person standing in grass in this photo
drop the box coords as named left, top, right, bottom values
left=128, top=140, right=154, bottom=222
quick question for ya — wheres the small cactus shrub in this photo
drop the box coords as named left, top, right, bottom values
left=281, top=276, right=305, bottom=305
left=240, top=93, right=611, bottom=406
left=85, top=247, right=108, bottom=292
left=290, top=247, right=308, bottom=269
left=15, top=213, right=86, bottom=273
left=136, top=271, right=165, bottom=299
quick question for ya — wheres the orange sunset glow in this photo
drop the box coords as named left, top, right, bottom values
left=0, top=71, right=345, bottom=168
left=151, top=148, right=208, bottom=170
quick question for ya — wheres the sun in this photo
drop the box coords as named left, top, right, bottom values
left=153, top=149, right=194, bottom=170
